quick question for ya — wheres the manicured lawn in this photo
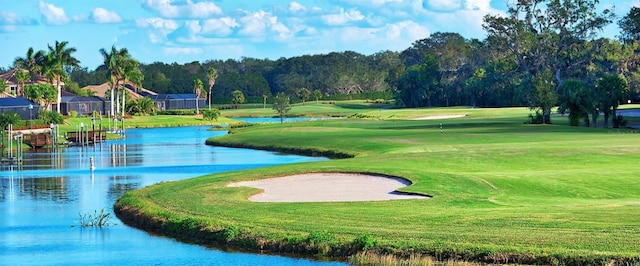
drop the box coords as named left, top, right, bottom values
left=115, top=105, right=640, bottom=265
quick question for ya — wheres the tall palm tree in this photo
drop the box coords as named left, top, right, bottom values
left=99, top=45, right=141, bottom=119
left=13, top=47, right=45, bottom=84
left=46, top=41, right=80, bottom=113
left=193, top=78, right=204, bottom=114
left=14, top=70, right=30, bottom=96
left=207, top=67, right=218, bottom=110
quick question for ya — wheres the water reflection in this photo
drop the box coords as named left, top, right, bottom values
left=0, top=126, right=342, bottom=265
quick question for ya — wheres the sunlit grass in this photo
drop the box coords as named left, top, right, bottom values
left=116, top=104, right=640, bottom=264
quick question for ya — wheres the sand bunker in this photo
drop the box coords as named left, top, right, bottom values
left=412, top=114, right=467, bottom=120
left=228, top=173, right=430, bottom=202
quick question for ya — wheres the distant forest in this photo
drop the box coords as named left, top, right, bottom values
left=34, top=1, right=640, bottom=126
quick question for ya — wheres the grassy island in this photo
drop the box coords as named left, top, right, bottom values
left=115, top=103, right=640, bottom=265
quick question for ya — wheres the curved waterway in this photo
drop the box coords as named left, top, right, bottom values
left=0, top=126, right=345, bottom=265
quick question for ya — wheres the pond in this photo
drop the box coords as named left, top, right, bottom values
left=0, top=126, right=346, bottom=265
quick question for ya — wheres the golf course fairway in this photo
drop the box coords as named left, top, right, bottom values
left=115, top=106, right=640, bottom=265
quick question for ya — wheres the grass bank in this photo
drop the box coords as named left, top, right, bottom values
left=115, top=105, right=640, bottom=265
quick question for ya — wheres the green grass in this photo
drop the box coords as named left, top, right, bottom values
left=115, top=104, right=640, bottom=265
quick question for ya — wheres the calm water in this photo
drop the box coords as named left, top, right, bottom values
left=0, top=126, right=345, bottom=266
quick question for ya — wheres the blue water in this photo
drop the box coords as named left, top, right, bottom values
left=0, top=126, right=345, bottom=265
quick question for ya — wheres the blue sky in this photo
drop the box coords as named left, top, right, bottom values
left=0, top=0, right=634, bottom=70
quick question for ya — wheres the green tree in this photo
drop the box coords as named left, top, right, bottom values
left=0, top=79, right=7, bottom=94
left=0, top=112, right=21, bottom=130
left=296, top=88, right=311, bottom=105
left=396, top=55, right=439, bottom=108
left=484, top=0, right=614, bottom=122
left=272, top=92, right=291, bottom=124
left=313, top=89, right=322, bottom=104
left=558, top=80, right=593, bottom=126
left=99, top=45, right=141, bottom=118
left=46, top=41, right=80, bottom=113
left=193, top=78, right=204, bottom=114
left=231, top=90, right=245, bottom=109
left=15, top=70, right=30, bottom=96
left=532, top=69, right=557, bottom=124
left=202, top=108, right=220, bottom=123
left=13, top=47, right=45, bottom=84
left=39, top=110, right=64, bottom=125
left=597, top=74, right=629, bottom=128
left=207, top=67, right=218, bottom=110
left=24, top=84, right=57, bottom=110
left=619, top=7, right=640, bottom=44
left=127, top=97, right=157, bottom=116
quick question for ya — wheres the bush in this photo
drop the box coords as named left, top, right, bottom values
left=222, top=225, right=239, bottom=241
left=157, top=110, right=196, bottom=115
left=202, top=108, right=220, bottom=122
left=0, top=112, right=22, bottom=129
left=352, top=234, right=377, bottom=251
left=39, top=110, right=64, bottom=125
left=69, top=110, right=78, bottom=118
left=525, top=110, right=544, bottom=124
left=613, top=115, right=627, bottom=128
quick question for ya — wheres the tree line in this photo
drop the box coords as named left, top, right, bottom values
left=6, top=0, right=640, bottom=127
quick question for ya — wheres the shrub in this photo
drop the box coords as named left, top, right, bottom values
left=69, top=110, right=78, bottom=118
left=202, top=108, right=220, bottom=122
left=525, top=110, right=544, bottom=124
left=613, top=115, right=627, bottom=128
left=222, top=225, right=239, bottom=241
left=352, top=234, right=377, bottom=251
left=0, top=112, right=22, bottom=129
left=39, top=110, right=64, bottom=125
left=157, top=110, right=196, bottom=115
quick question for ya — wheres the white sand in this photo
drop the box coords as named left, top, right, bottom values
left=228, top=173, right=429, bottom=202
left=412, top=114, right=467, bottom=120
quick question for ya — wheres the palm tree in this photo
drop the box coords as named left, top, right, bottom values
left=100, top=45, right=141, bottom=119
left=13, top=47, right=45, bottom=83
left=207, top=67, right=218, bottom=110
left=46, top=41, right=80, bottom=113
left=15, top=71, right=30, bottom=97
left=193, top=78, right=204, bottom=114
left=231, top=90, right=245, bottom=109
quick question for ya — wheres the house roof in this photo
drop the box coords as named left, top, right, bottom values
left=148, top=94, right=197, bottom=100
left=0, top=68, right=64, bottom=86
left=0, top=97, right=36, bottom=107
left=81, top=81, right=157, bottom=100
left=61, top=96, right=107, bottom=103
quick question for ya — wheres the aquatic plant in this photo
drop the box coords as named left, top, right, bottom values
left=79, top=209, right=114, bottom=227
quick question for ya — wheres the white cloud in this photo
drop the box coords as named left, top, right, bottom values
left=141, top=0, right=222, bottom=19
left=91, top=8, right=122, bottom=24
left=201, top=17, right=239, bottom=36
left=0, top=12, right=38, bottom=26
left=321, top=8, right=365, bottom=26
left=289, top=1, right=307, bottom=14
left=464, top=0, right=490, bottom=10
left=136, top=17, right=180, bottom=43
left=426, top=0, right=462, bottom=11
left=39, top=1, right=69, bottom=25
left=239, top=11, right=291, bottom=41
left=163, top=47, right=203, bottom=55
left=136, top=17, right=179, bottom=30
